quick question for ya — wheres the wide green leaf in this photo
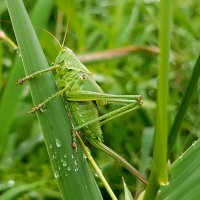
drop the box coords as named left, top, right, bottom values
left=157, top=138, right=200, bottom=200
left=5, top=0, right=103, bottom=199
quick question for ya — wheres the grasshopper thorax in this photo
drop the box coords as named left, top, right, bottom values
left=55, top=47, right=90, bottom=74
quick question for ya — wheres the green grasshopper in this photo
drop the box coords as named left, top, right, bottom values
left=17, top=43, right=147, bottom=185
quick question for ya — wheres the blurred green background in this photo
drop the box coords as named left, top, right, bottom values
left=0, top=0, right=199, bottom=199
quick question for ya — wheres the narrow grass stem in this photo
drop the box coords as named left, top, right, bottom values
left=144, top=0, right=172, bottom=198
left=143, top=168, right=159, bottom=200
left=76, top=134, right=118, bottom=200
left=153, top=0, right=172, bottom=184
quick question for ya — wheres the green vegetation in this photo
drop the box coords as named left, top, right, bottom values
left=0, top=0, right=200, bottom=199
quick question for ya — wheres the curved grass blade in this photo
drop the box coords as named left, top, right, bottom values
left=157, top=139, right=200, bottom=200
left=168, top=54, right=200, bottom=155
left=0, top=181, right=45, bottom=200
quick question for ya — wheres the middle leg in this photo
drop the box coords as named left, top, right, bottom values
left=67, top=90, right=142, bottom=131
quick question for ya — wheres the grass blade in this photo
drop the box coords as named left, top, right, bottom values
left=168, top=54, right=200, bottom=154
left=5, top=0, right=103, bottom=199
left=153, top=0, right=172, bottom=184
left=157, top=139, right=200, bottom=200
left=0, top=0, right=53, bottom=157
left=144, top=0, right=172, bottom=198
left=123, top=178, right=134, bottom=200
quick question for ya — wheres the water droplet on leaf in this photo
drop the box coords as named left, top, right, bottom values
left=75, top=167, right=79, bottom=172
left=74, top=160, right=78, bottom=165
left=54, top=171, right=60, bottom=179
left=192, top=140, right=196, bottom=146
left=40, top=106, right=47, bottom=113
left=55, top=138, right=62, bottom=147
left=52, top=152, right=57, bottom=159
left=67, top=166, right=72, bottom=171
left=63, top=161, right=68, bottom=167
left=83, top=153, right=87, bottom=159
left=7, top=180, right=15, bottom=187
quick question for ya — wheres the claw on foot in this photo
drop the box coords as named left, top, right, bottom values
left=16, top=76, right=33, bottom=85
left=16, top=79, right=24, bottom=85
left=138, top=95, right=143, bottom=106
left=27, top=104, right=43, bottom=114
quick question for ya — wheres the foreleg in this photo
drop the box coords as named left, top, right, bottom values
left=17, top=64, right=61, bottom=84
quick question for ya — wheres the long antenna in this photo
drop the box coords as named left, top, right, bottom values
left=40, top=27, right=61, bottom=48
left=61, top=0, right=70, bottom=47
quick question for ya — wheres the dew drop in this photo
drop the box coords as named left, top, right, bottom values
left=64, top=154, right=67, bottom=158
left=192, top=140, right=196, bottom=146
left=75, top=167, right=79, bottom=172
left=63, top=161, right=68, bottom=167
left=7, top=180, right=15, bottom=187
left=52, top=152, right=57, bottom=159
left=54, top=171, right=60, bottom=179
left=83, top=153, right=87, bottom=159
left=74, top=160, right=78, bottom=165
left=65, top=173, right=68, bottom=177
left=40, top=107, right=47, bottom=113
left=49, top=144, right=53, bottom=149
left=55, top=138, right=62, bottom=148
left=71, top=154, right=74, bottom=159
left=67, top=166, right=72, bottom=171
left=179, top=153, right=183, bottom=160
left=17, top=49, right=21, bottom=57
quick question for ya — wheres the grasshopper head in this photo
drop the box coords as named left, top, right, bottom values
left=55, top=47, right=90, bottom=73
left=55, top=47, right=72, bottom=64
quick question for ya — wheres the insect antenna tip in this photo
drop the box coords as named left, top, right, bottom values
left=61, top=0, right=70, bottom=47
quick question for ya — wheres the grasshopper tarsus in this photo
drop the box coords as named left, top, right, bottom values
left=16, top=79, right=24, bottom=85
left=27, top=104, right=43, bottom=114
left=71, top=130, right=78, bottom=153
left=16, top=76, right=33, bottom=85
left=81, top=73, right=86, bottom=80
left=137, top=95, right=143, bottom=106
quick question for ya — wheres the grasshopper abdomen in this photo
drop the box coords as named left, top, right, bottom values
left=69, top=101, right=103, bottom=142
